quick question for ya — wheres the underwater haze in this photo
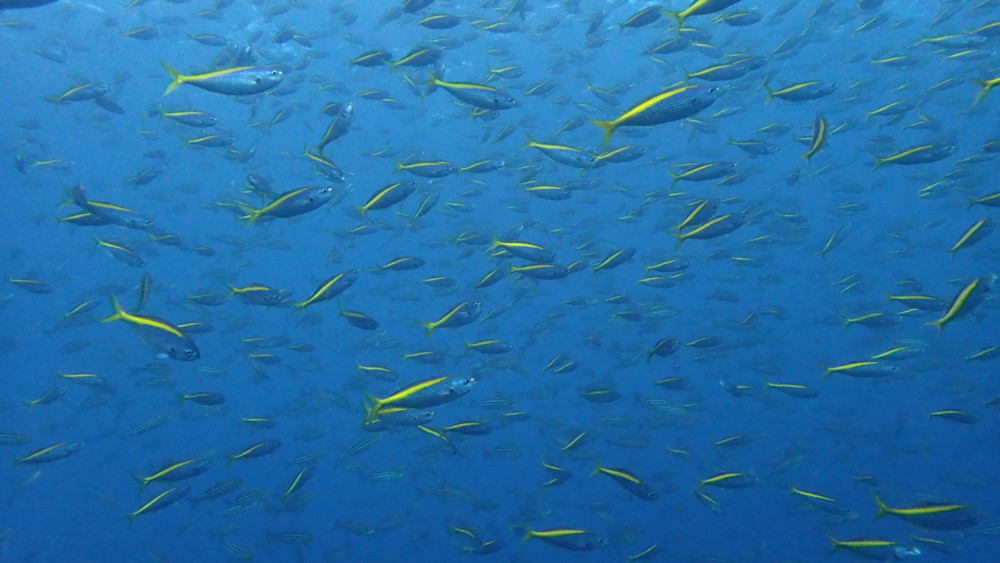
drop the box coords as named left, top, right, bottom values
left=2, top=0, right=1000, bottom=561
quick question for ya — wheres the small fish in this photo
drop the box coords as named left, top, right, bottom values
left=589, top=85, right=723, bottom=148
left=364, top=376, right=476, bottom=423
left=238, top=185, right=334, bottom=225
left=425, top=72, right=518, bottom=110
left=100, top=295, right=199, bottom=361
left=162, top=63, right=284, bottom=96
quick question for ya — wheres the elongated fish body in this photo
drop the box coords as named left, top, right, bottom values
left=519, top=527, right=607, bottom=551
left=318, top=101, right=354, bottom=152
left=427, top=73, right=518, bottom=110
left=240, top=185, right=334, bottom=225
left=365, top=376, right=476, bottom=423
left=162, top=63, right=284, bottom=95
left=126, top=486, right=190, bottom=526
left=590, top=85, right=723, bottom=147
left=101, top=296, right=199, bottom=361
left=70, top=185, right=154, bottom=230
left=15, top=442, right=83, bottom=467
left=928, top=274, right=996, bottom=331
left=873, top=494, right=984, bottom=530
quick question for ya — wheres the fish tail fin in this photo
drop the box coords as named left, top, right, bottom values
left=419, top=321, right=435, bottom=337
left=589, top=464, right=601, bottom=478
left=240, top=210, right=260, bottom=226
left=663, top=11, right=682, bottom=31
left=161, top=61, right=184, bottom=95
left=871, top=493, right=890, bottom=519
left=424, top=71, right=439, bottom=96
left=827, top=536, right=840, bottom=553
left=588, top=119, right=615, bottom=149
left=870, top=154, right=885, bottom=171
left=520, top=132, right=537, bottom=150
left=821, top=367, right=833, bottom=379
left=670, top=234, right=683, bottom=250
left=362, top=393, right=384, bottom=424
left=972, top=79, right=994, bottom=105
left=100, top=295, right=126, bottom=324
left=222, top=282, right=240, bottom=298
left=133, top=475, right=148, bottom=495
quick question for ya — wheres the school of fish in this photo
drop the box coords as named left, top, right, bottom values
left=3, top=0, right=1000, bottom=561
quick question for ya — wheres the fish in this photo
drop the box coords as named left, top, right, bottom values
left=425, top=72, right=518, bottom=110
left=133, top=457, right=212, bottom=494
left=356, top=181, right=416, bottom=219
left=94, top=237, right=144, bottom=268
left=293, top=269, right=359, bottom=311
left=589, top=85, right=723, bottom=148
left=363, top=376, right=476, bottom=422
left=517, top=526, right=607, bottom=551
left=100, top=296, right=199, bottom=361
left=238, top=185, right=334, bottom=225
left=69, top=185, right=154, bottom=230
left=590, top=465, right=658, bottom=500
left=763, top=80, right=838, bottom=104
left=420, top=300, right=482, bottom=336
left=14, top=442, right=83, bottom=468
left=873, top=494, right=983, bottom=530
left=162, top=63, right=284, bottom=96
left=125, top=486, right=190, bottom=527
left=927, top=274, right=995, bottom=332
left=871, top=144, right=956, bottom=170
left=317, top=101, right=354, bottom=153
left=801, top=115, right=827, bottom=162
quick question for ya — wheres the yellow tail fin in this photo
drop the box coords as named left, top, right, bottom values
left=161, top=62, right=184, bottom=95
left=588, top=120, right=615, bottom=149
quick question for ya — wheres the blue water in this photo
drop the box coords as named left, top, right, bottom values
left=2, top=0, right=998, bottom=561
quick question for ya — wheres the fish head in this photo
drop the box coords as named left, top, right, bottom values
left=260, top=68, right=284, bottom=88
left=493, top=95, right=518, bottom=109
left=127, top=216, right=155, bottom=230
left=170, top=344, right=200, bottom=361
